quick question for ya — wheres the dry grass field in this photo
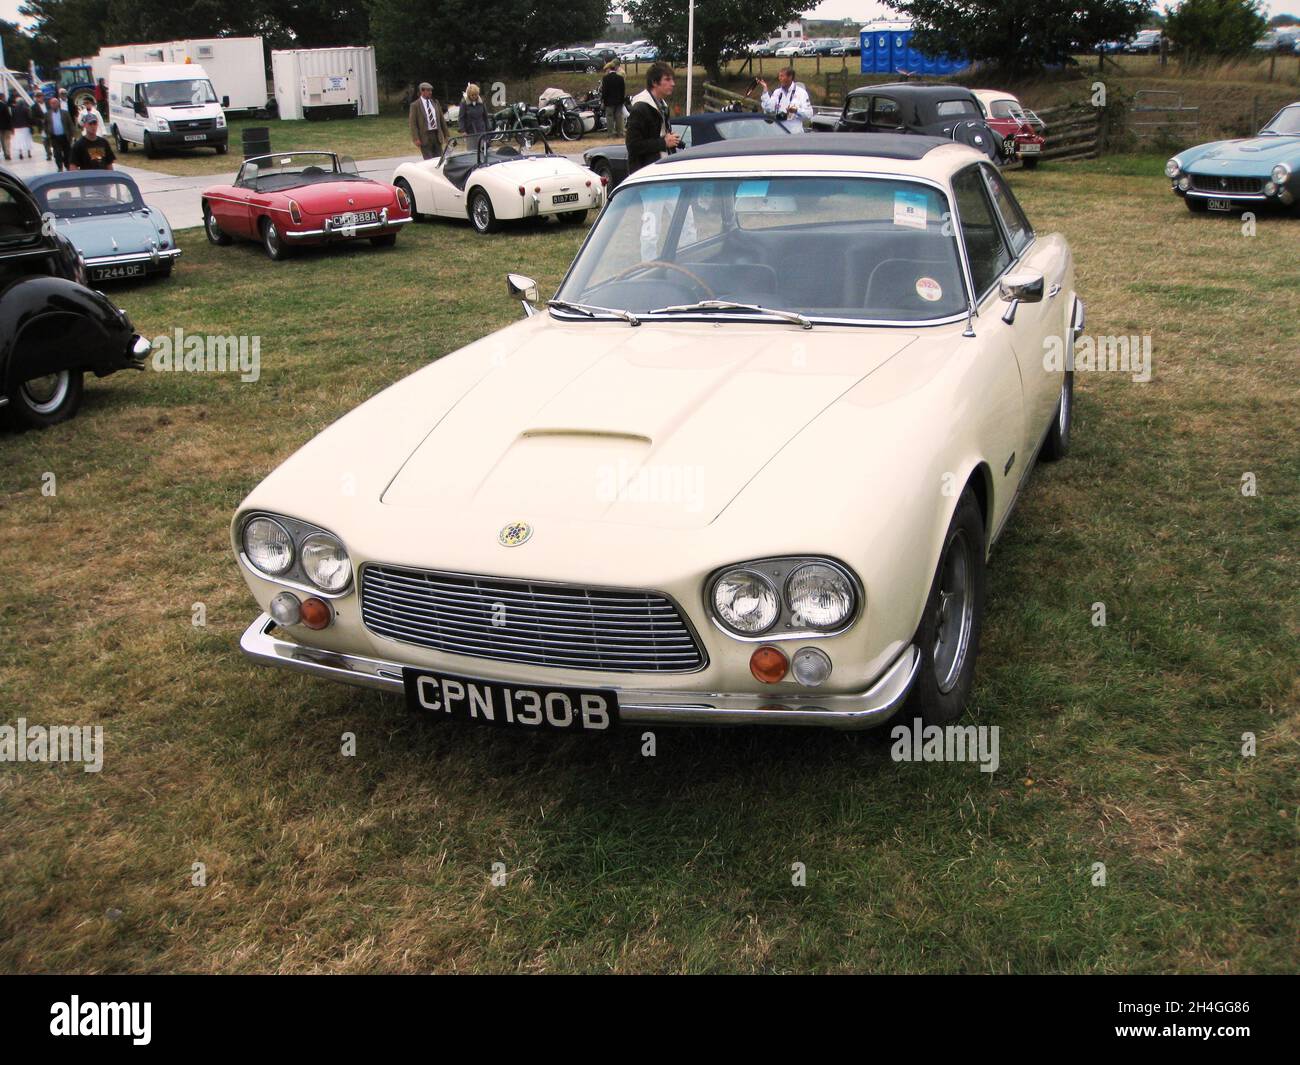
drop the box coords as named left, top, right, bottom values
left=0, top=152, right=1295, bottom=973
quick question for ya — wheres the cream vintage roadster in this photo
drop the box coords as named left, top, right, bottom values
left=235, top=134, right=1083, bottom=732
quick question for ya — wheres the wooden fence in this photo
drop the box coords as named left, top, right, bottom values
left=1034, top=104, right=1104, bottom=162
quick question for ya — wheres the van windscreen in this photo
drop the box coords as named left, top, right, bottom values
left=140, top=79, right=217, bottom=107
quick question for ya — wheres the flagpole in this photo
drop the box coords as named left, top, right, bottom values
left=685, top=0, right=695, bottom=114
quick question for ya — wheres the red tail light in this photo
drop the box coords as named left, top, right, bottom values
left=288, top=199, right=302, bottom=224
left=395, top=186, right=410, bottom=211
left=599, top=174, right=608, bottom=186
left=518, top=185, right=526, bottom=196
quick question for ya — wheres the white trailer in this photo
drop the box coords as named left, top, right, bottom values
left=93, top=37, right=267, bottom=113
left=271, top=46, right=378, bottom=121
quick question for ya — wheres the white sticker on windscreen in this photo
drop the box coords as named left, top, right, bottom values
left=915, top=277, right=943, bottom=302
left=894, top=190, right=928, bottom=230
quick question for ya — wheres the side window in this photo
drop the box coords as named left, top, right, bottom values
left=671, top=123, right=692, bottom=149
left=845, top=95, right=869, bottom=117
left=869, top=97, right=902, bottom=128
left=952, top=166, right=1012, bottom=298
left=121, top=83, right=134, bottom=107
left=980, top=166, right=1033, bottom=256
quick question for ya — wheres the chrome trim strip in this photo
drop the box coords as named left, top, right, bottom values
left=1185, top=189, right=1267, bottom=201
left=239, top=613, right=919, bottom=730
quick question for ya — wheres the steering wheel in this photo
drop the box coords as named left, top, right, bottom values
left=605, top=260, right=716, bottom=300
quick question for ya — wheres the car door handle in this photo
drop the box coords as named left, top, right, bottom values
left=1048, top=282, right=1062, bottom=299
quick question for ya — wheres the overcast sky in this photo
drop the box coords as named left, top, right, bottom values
left=0, top=1, right=1293, bottom=46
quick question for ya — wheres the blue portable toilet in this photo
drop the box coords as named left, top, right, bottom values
left=859, top=19, right=966, bottom=76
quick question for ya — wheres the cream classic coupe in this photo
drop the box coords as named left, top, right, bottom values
left=235, top=134, right=1084, bottom=732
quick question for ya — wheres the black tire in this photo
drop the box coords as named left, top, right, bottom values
left=114, top=126, right=129, bottom=153
left=592, top=159, right=613, bottom=187
left=155, top=261, right=174, bottom=278
left=1020, top=156, right=1038, bottom=170
left=1040, top=370, right=1073, bottom=462
left=143, top=132, right=157, bottom=159
left=215, top=142, right=228, bottom=155
left=6, top=369, right=84, bottom=430
left=903, top=488, right=987, bottom=726
left=469, top=188, right=498, bottom=234
left=395, top=178, right=421, bottom=221
left=561, top=113, right=584, bottom=141
left=558, top=209, right=587, bottom=225
left=369, top=234, right=397, bottom=248
left=1185, top=196, right=1207, bottom=213
left=261, top=217, right=290, bottom=260
left=203, top=205, right=232, bottom=246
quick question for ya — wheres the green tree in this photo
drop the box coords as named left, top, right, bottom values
left=20, top=0, right=111, bottom=60
left=886, top=0, right=1151, bottom=76
left=368, top=0, right=609, bottom=96
left=1165, top=0, right=1268, bottom=58
left=624, top=0, right=805, bottom=82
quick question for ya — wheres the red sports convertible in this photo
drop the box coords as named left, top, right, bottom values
left=201, top=151, right=412, bottom=260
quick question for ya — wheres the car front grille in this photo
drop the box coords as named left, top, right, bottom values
left=1190, top=173, right=1263, bottom=194
left=172, top=118, right=216, bottom=132
left=360, top=565, right=705, bottom=673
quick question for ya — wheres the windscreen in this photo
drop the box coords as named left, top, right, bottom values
left=558, top=175, right=968, bottom=322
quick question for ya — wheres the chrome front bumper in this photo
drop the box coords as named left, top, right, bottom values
left=83, top=248, right=183, bottom=268
left=239, top=613, right=919, bottom=730
left=288, top=214, right=413, bottom=239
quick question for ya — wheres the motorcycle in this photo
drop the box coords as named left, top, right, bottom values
left=578, top=88, right=608, bottom=133
left=537, top=88, right=595, bottom=141
left=492, top=102, right=541, bottom=148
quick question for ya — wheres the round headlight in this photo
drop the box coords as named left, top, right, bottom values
left=1164, top=157, right=1182, bottom=178
left=243, top=517, right=293, bottom=576
left=785, top=563, right=855, bottom=631
left=300, top=532, right=352, bottom=592
left=1271, top=163, right=1290, bottom=185
left=712, top=569, right=779, bottom=635
left=1178, top=175, right=1191, bottom=191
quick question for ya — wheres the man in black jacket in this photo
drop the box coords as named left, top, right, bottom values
left=600, top=60, right=626, bottom=137
left=624, top=62, right=680, bottom=175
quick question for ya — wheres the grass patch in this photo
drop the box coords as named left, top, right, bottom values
left=0, top=158, right=1296, bottom=973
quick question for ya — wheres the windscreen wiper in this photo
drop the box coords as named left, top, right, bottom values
left=547, top=299, right=640, bottom=326
left=646, top=300, right=813, bottom=330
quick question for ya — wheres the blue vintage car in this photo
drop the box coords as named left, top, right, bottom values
left=1165, top=102, right=1300, bottom=214
left=26, top=171, right=180, bottom=282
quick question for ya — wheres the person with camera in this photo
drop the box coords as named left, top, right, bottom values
left=757, top=67, right=812, bottom=128
left=625, top=62, right=681, bottom=175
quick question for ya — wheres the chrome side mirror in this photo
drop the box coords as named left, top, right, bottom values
left=999, top=271, right=1044, bottom=304
left=999, top=270, right=1043, bottom=324
left=507, top=273, right=539, bottom=317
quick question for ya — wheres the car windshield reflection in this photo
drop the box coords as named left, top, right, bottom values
left=1260, top=105, right=1300, bottom=135
left=557, top=176, right=967, bottom=323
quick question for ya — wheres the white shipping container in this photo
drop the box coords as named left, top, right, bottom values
left=272, top=47, right=378, bottom=121
left=93, top=37, right=266, bottom=113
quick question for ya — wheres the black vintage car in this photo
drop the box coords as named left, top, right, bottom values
left=540, top=49, right=603, bottom=74
left=582, top=111, right=793, bottom=189
left=0, top=169, right=149, bottom=430
left=809, top=84, right=1009, bottom=164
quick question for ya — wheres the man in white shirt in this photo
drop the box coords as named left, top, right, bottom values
left=408, top=82, right=445, bottom=160
left=757, top=68, right=812, bottom=131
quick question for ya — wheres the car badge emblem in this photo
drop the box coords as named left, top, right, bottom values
left=347, top=197, right=355, bottom=205
left=498, top=521, right=532, bottom=547
left=1219, top=178, right=1227, bottom=188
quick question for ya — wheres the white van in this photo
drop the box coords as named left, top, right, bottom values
left=107, top=63, right=229, bottom=158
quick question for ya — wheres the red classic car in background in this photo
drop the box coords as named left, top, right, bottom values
left=201, top=151, right=412, bottom=260
left=972, top=90, right=1047, bottom=169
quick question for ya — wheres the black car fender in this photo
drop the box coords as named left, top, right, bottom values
left=0, top=275, right=142, bottom=394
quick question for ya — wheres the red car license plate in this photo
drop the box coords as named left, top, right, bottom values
left=404, top=667, right=618, bottom=732
left=331, top=210, right=378, bottom=227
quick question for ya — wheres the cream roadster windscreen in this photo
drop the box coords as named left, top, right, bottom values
left=557, top=176, right=967, bottom=321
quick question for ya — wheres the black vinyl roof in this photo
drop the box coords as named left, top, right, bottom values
left=654, top=133, right=954, bottom=166
left=846, top=83, right=978, bottom=100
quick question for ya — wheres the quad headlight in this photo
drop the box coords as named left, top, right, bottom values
left=1271, top=163, right=1291, bottom=186
left=300, top=532, right=351, bottom=593
left=711, top=569, right=779, bottom=635
left=707, top=557, right=860, bottom=638
left=1164, top=157, right=1182, bottom=178
left=239, top=514, right=352, bottom=593
left=242, top=517, right=294, bottom=576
